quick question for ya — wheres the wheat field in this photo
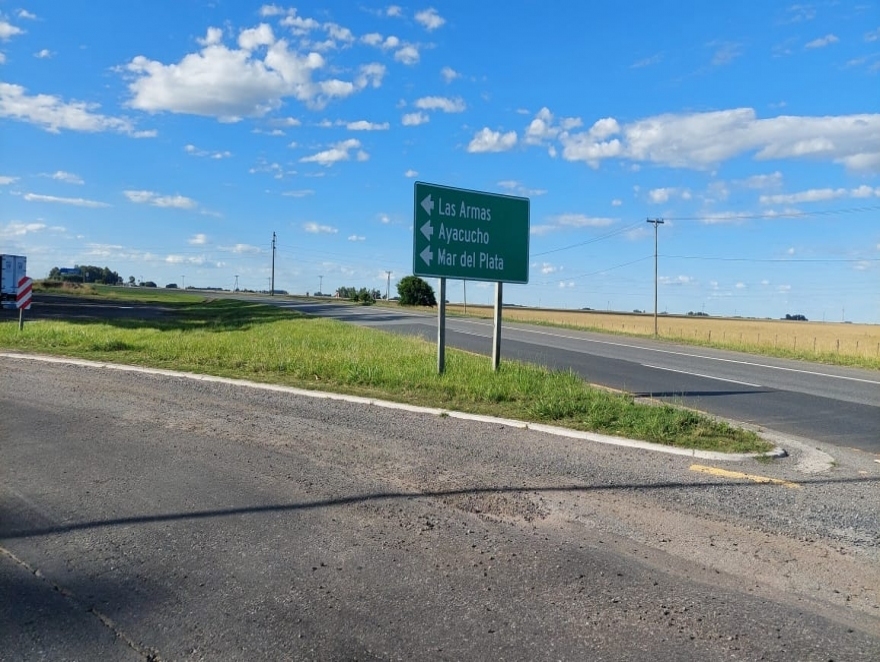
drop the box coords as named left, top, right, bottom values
left=444, top=304, right=880, bottom=366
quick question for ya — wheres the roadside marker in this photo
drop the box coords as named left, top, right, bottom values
left=689, top=464, right=800, bottom=489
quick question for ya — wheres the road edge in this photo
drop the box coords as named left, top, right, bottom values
left=1, top=351, right=788, bottom=462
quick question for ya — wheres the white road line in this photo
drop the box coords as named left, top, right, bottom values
left=501, top=326, right=880, bottom=386
left=641, top=364, right=763, bottom=388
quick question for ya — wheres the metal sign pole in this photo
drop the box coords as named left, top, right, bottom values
left=492, top=281, right=502, bottom=370
left=437, top=277, right=446, bottom=374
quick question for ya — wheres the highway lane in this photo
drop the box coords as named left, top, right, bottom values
left=273, top=299, right=880, bottom=453
left=3, top=358, right=879, bottom=659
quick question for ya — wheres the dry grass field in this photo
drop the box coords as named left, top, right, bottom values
left=444, top=304, right=880, bottom=369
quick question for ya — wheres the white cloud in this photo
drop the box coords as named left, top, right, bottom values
left=348, top=234, right=365, bottom=241
left=866, top=27, right=880, bottom=42
left=189, top=233, right=207, bottom=245
left=415, top=8, right=445, bottom=31
left=648, top=187, right=690, bottom=204
left=386, top=6, right=403, bottom=17
left=467, top=128, right=517, bottom=153
left=124, top=190, right=197, bottom=209
left=741, top=171, right=783, bottom=189
left=361, top=32, right=383, bottom=47
left=0, top=175, right=19, bottom=185
left=759, top=186, right=879, bottom=204
left=23, top=193, right=109, bottom=207
left=549, top=213, right=615, bottom=228
left=232, top=243, right=262, bottom=254
left=611, top=199, right=622, bottom=206
left=402, top=111, right=428, bottom=126
left=735, top=282, right=746, bottom=289
left=0, top=83, right=154, bottom=136
left=34, top=49, right=52, bottom=59
left=280, top=11, right=320, bottom=35
left=555, top=108, right=880, bottom=172
left=324, top=23, right=355, bottom=46
left=185, top=143, right=232, bottom=159
left=404, top=169, right=418, bottom=178
left=1, top=221, right=47, bottom=238
left=18, top=10, right=37, bottom=20
left=346, top=120, right=389, bottom=130
left=540, top=263, right=558, bottom=274
left=300, top=138, right=364, bottom=166
left=281, top=189, right=314, bottom=197
left=649, top=188, right=673, bottom=204
left=49, top=170, right=84, bottom=184
left=238, top=23, right=275, bottom=51
left=125, top=28, right=381, bottom=118
left=197, top=27, right=224, bottom=46
left=394, top=45, right=420, bottom=65
left=659, top=275, right=694, bottom=286
left=414, top=96, right=465, bottom=113
left=441, top=66, right=459, bottom=82
left=0, top=21, right=24, bottom=40
left=304, top=222, right=338, bottom=234
left=496, top=180, right=546, bottom=197
left=525, top=107, right=584, bottom=145
left=805, top=34, right=839, bottom=49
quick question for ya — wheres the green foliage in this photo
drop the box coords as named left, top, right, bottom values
left=0, top=297, right=770, bottom=454
left=48, top=265, right=120, bottom=285
left=397, top=275, right=436, bottom=306
left=336, top=286, right=380, bottom=304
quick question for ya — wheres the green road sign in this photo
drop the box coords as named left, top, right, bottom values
left=413, top=182, right=530, bottom=284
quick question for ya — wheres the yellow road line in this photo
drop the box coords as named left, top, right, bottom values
left=689, top=464, right=800, bottom=489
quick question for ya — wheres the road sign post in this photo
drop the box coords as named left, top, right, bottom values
left=15, top=276, right=33, bottom=330
left=413, top=182, right=529, bottom=372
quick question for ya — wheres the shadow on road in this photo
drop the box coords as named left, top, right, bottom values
left=4, top=476, right=877, bottom=541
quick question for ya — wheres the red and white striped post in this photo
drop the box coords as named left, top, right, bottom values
left=16, top=276, right=33, bottom=330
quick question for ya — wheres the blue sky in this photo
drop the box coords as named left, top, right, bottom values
left=1, top=1, right=879, bottom=321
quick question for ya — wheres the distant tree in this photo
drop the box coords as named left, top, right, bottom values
left=128, top=275, right=136, bottom=285
left=397, top=275, right=436, bottom=306
left=784, top=314, right=808, bottom=321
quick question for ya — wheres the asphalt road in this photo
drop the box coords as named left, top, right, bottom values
left=2, top=357, right=879, bottom=660
left=269, top=299, right=880, bottom=454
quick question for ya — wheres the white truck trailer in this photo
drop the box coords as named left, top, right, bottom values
left=1, top=254, right=28, bottom=308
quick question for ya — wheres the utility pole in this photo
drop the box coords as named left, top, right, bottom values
left=319, top=275, right=323, bottom=295
left=385, top=271, right=391, bottom=301
left=647, top=218, right=664, bottom=337
left=271, top=231, right=276, bottom=295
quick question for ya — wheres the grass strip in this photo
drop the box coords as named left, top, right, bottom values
left=0, top=294, right=771, bottom=454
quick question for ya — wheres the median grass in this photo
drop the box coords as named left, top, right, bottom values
left=0, top=294, right=770, bottom=454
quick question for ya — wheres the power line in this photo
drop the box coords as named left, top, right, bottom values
left=664, top=204, right=880, bottom=223
left=531, top=220, right=645, bottom=258
left=534, top=255, right=653, bottom=286
left=665, top=255, right=880, bottom=263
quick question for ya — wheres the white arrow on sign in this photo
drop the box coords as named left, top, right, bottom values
left=420, top=220, right=434, bottom=241
left=420, top=194, right=434, bottom=216
left=420, top=245, right=433, bottom=266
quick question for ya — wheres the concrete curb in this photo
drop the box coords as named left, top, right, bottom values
left=1, top=352, right=787, bottom=462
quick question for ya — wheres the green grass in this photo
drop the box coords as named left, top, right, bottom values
left=0, top=292, right=771, bottom=454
